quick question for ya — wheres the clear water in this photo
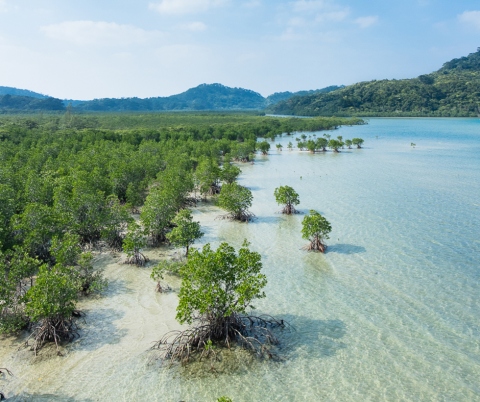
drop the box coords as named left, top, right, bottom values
left=1, top=118, right=479, bottom=401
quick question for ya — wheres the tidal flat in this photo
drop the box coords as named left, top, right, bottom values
left=1, top=117, right=479, bottom=401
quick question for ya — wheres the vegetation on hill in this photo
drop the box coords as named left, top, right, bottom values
left=75, top=83, right=266, bottom=112
left=0, top=86, right=48, bottom=99
left=0, top=83, right=346, bottom=113
left=0, top=95, right=65, bottom=113
left=267, top=49, right=480, bottom=117
left=265, top=86, right=344, bottom=106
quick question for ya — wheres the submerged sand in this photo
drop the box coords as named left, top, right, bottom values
left=0, top=246, right=185, bottom=400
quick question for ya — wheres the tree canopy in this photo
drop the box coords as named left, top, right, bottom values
left=274, top=186, right=300, bottom=214
left=166, top=209, right=203, bottom=256
left=217, top=183, right=254, bottom=222
left=301, top=210, right=332, bottom=253
left=176, top=242, right=266, bottom=325
left=267, top=48, right=480, bottom=117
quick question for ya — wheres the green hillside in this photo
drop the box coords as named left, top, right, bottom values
left=0, top=94, right=65, bottom=113
left=265, top=86, right=343, bottom=106
left=75, top=83, right=265, bottom=111
left=0, top=86, right=48, bottom=99
left=267, top=49, right=480, bottom=117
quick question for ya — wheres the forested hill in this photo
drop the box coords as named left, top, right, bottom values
left=267, top=49, right=480, bottom=117
left=0, top=94, right=65, bottom=112
left=75, top=83, right=264, bottom=111
left=0, top=86, right=48, bottom=99
left=74, top=83, right=342, bottom=112
left=265, top=85, right=344, bottom=106
left=0, top=83, right=344, bottom=113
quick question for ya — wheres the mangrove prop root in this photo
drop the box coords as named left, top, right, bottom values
left=280, top=205, right=299, bottom=215
left=155, top=281, right=172, bottom=293
left=24, top=316, right=80, bottom=355
left=302, top=237, right=327, bottom=253
left=152, top=314, right=290, bottom=364
left=124, top=251, right=149, bottom=266
left=216, top=211, right=256, bottom=223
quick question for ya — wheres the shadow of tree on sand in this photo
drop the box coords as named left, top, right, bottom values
left=327, top=243, right=366, bottom=255
left=72, top=308, right=127, bottom=352
left=9, top=393, right=94, bottom=402
left=279, top=315, right=347, bottom=359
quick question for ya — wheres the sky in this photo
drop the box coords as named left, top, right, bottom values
left=0, top=0, right=479, bottom=100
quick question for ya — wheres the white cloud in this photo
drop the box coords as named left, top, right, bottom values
left=291, top=0, right=328, bottom=12
left=40, top=21, right=162, bottom=46
left=458, top=10, right=480, bottom=30
left=291, top=0, right=349, bottom=24
left=243, top=0, right=261, bottom=8
left=149, top=0, right=227, bottom=15
left=354, top=16, right=378, bottom=28
left=288, top=17, right=305, bottom=27
left=315, top=10, right=349, bottom=22
left=280, top=27, right=303, bottom=41
left=180, top=21, right=207, bottom=31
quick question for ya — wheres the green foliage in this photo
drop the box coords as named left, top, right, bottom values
left=75, top=83, right=266, bottom=112
left=166, top=209, right=203, bottom=256
left=196, top=157, right=221, bottom=198
left=316, top=137, right=328, bottom=151
left=74, top=252, right=107, bottom=295
left=50, top=234, right=106, bottom=295
left=0, top=248, right=42, bottom=333
left=306, top=139, right=316, bottom=152
left=101, top=196, right=133, bottom=250
left=0, top=184, right=16, bottom=250
left=141, top=184, right=178, bottom=244
left=301, top=210, right=332, bottom=252
left=216, top=397, right=233, bottom=402
left=258, top=141, right=270, bottom=155
left=150, top=259, right=185, bottom=291
left=176, top=241, right=266, bottom=325
left=50, top=233, right=81, bottom=267
left=328, top=139, right=343, bottom=152
left=352, top=138, right=364, bottom=148
left=220, top=161, right=241, bottom=184
left=150, top=259, right=184, bottom=282
left=268, top=49, right=480, bottom=117
left=0, top=94, right=65, bottom=113
left=274, top=185, right=300, bottom=214
left=345, top=139, right=353, bottom=148
left=25, top=264, right=79, bottom=323
left=217, top=183, right=253, bottom=221
left=12, top=203, right=60, bottom=261
left=122, top=222, right=147, bottom=260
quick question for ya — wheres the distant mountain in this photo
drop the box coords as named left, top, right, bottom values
left=75, top=83, right=265, bottom=112
left=0, top=86, right=48, bottom=99
left=267, top=49, right=480, bottom=117
left=265, top=86, right=344, bottom=106
left=74, top=83, right=344, bottom=112
left=0, top=94, right=65, bottom=113
left=0, top=83, right=346, bottom=113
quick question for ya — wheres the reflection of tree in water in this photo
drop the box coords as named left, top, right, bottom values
left=280, top=316, right=347, bottom=359
left=8, top=393, right=95, bottom=402
left=326, top=244, right=366, bottom=255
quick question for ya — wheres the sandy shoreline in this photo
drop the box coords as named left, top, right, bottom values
left=0, top=242, right=188, bottom=399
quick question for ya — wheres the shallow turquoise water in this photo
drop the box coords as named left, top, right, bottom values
left=192, top=117, right=480, bottom=401
left=2, top=118, right=479, bottom=401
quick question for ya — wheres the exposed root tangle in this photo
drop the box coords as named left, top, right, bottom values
left=302, top=237, right=327, bottom=253
left=124, top=251, right=149, bottom=266
left=152, top=313, right=290, bottom=365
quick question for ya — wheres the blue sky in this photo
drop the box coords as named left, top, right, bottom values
left=0, top=0, right=479, bottom=99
